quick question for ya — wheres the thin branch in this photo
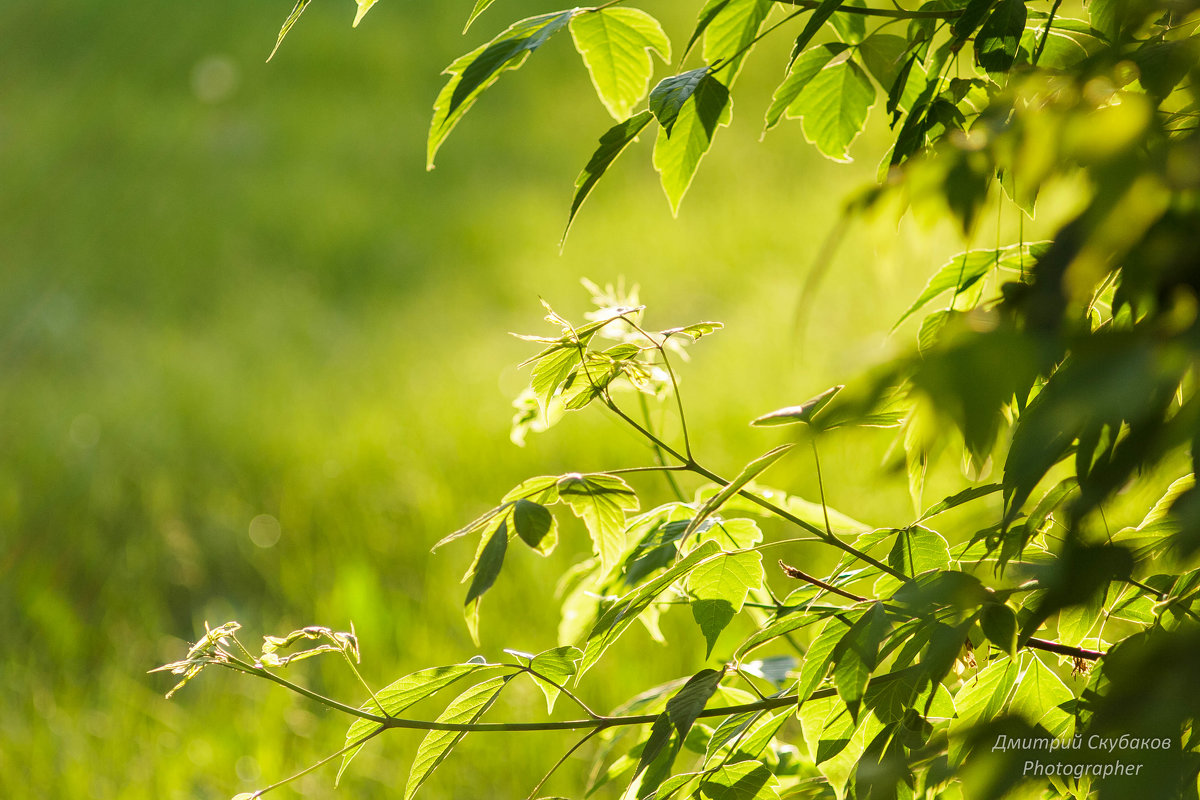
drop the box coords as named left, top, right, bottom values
left=772, top=0, right=964, bottom=19
left=246, top=725, right=387, bottom=798
left=810, top=439, right=834, bottom=539
left=377, top=694, right=799, bottom=733
left=1024, top=637, right=1105, bottom=661
left=779, top=560, right=867, bottom=603
left=223, top=659, right=388, bottom=724
left=525, top=728, right=603, bottom=800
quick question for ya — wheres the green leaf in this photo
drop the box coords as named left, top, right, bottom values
left=975, top=0, right=1027, bottom=73
left=893, top=245, right=1033, bottom=330
left=404, top=676, right=510, bottom=800
left=564, top=110, right=654, bottom=240
left=829, top=0, right=867, bottom=43
left=1009, top=653, right=1074, bottom=737
left=788, top=56, right=875, bottom=162
left=951, top=0, right=997, bottom=42
left=683, top=444, right=794, bottom=539
left=915, top=484, right=1003, bottom=524
left=502, top=474, right=562, bottom=504
left=635, top=669, right=725, bottom=792
left=832, top=602, right=889, bottom=714
left=1026, top=17, right=1106, bottom=70
left=682, top=0, right=732, bottom=62
left=557, top=472, right=639, bottom=571
left=570, top=8, right=671, bottom=121
left=517, top=645, right=582, bottom=712
left=513, top=499, right=557, bottom=554
left=464, top=521, right=509, bottom=644
left=887, top=525, right=951, bottom=578
left=463, top=0, right=498, bottom=33
left=664, top=320, right=725, bottom=340
left=649, top=67, right=711, bottom=134
left=735, top=609, right=823, bottom=658
left=687, top=551, right=765, bottom=654
left=701, top=0, right=774, bottom=79
left=268, top=0, right=312, bottom=62
left=797, top=614, right=854, bottom=701
left=653, top=72, right=733, bottom=214
left=428, top=10, right=575, bottom=168
left=353, top=0, right=379, bottom=27
left=750, top=385, right=843, bottom=427
left=694, top=518, right=763, bottom=550
left=948, top=656, right=1018, bottom=763
left=699, top=762, right=780, bottom=800
left=667, top=668, right=725, bottom=736
left=980, top=601, right=1019, bottom=657
left=338, top=662, right=492, bottom=783
left=580, top=541, right=722, bottom=678
left=791, top=0, right=850, bottom=62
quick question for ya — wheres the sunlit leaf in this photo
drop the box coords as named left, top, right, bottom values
left=791, top=0, right=850, bottom=63
left=653, top=72, right=733, bottom=215
left=580, top=541, right=722, bottom=678
left=701, top=0, right=773, bottom=79
left=887, top=525, right=951, bottom=578
left=558, top=472, right=639, bottom=571
left=649, top=67, right=711, bottom=133
left=268, top=0, right=312, bottom=62
left=687, top=550, right=765, bottom=654
left=915, top=484, right=1003, bottom=523
left=1009, top=653, right=1074, bottom=738
left=751, top=385, right=842, bottom=427
left=788, top=56, right=875, bottom=162
left=463, top=521, right=509, bottom=643
left=463, top=0, right=498, bottom=33
left=570, top=9, right=671, bottom=121
left=832, top=602, right=888, bottom=713
left=894, top=243, right=1050, bottom=330
left=797, top=614, right=855, bottom=701
left=511, top=645, right=582, bottom=712
left=699, top=761, right=780, bottom=800
left=684, top=444, right=794, bottom=539
left=428, top=10, right=575, bottom=168
left=339, top=662, right=493, bottom=783
left=353, top=0, right=379, bottom=28
left=949, top=656, right=1018, bottom=762
left=403, top=676, right=510, bottom=800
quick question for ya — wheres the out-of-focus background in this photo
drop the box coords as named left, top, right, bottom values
left=0, top=1, right=1012, bottom=797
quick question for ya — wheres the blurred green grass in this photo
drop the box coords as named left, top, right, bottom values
left=0, top=1, right=1038, bottom=797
